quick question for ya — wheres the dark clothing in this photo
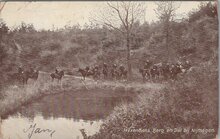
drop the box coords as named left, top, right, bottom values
left=18, top=67, right=23, bottom=74
left=170, top=64, right=182, bottom=79
left=144, top=61, right=151, bottom=70
left=119, top=66, right=125, bottom=72
left=85, top=66, right=90, bottom=71
left=161, top=64, right=170, bottom=79
left=103, top=66, right=108, bottom=78
left=30, top=68, right=34, bottom=73
left=184, top=62, right=191, bottom=71
left=55, top=69, right=59, bottom=75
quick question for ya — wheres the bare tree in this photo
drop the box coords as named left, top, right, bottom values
left=154, top=2, right=180, bottom=61
left=93, top=2, right=146, bottom=79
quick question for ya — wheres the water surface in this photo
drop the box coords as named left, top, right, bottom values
left=1, top=91, right=132, bottom=139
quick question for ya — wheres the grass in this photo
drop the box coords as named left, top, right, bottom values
left=87, top=62, right=218, bottom=139
left=0, top=71, right=164, bottom=119
left=0, top=72, right=56, bottom=118
left=1, top=64, right=217, bottom=139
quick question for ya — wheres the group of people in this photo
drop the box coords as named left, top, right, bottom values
left=139, top=60, right=192, bottom=81
left=14, top=59, right=191, bottom=85
left=78, top=63, right=128, bottom=81
left=78, top=60, right=191, bottom=82
left=50, top=68, right=64, bottom=82
left=14, top=66, right=39, bottom=84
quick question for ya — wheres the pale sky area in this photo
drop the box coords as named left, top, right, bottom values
left=0, top=1, right=203, bottom=30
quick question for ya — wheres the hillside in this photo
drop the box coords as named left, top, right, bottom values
left=0, top=2, right=218, bottom=138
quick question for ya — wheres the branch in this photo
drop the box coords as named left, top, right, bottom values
left=107, top=2, right=127, bottom=29
left=125, top=6, right=129, bottom=29
left=130, top=5, right=134, bottom=29
left=103, top=22, right=124, bottom=34
left=0, top=2, right=6, bottom=13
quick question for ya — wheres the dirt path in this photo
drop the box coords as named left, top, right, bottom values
left=40, top=71, right=164, bottom=89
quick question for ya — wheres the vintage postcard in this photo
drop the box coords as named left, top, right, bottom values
left=0, top=1, right=218, bottom=139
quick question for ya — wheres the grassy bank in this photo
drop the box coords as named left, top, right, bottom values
left=1, top=63, right=217, bottom=139
left=87, top=62, right=218, bottom=139
left=0, top=71, right=164, bottom=119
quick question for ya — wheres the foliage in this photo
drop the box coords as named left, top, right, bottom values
left=87, top=2, right=217, bottom=139
left=88, top=60, right=218, bottom=139
left=0, top=3, right=218, bottom=138
left=188, top=2, right=217, bottom=23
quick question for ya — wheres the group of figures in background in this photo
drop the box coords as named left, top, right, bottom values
left=78, top=59, right=192, bottom=82
left=12, top=59, right=191, bottom=85
left=12, top=67, right=39, bottom=85
left=78, top=63, right=128, bottom=81
left=139, top=60, right=192, bottom=82
left=12, top=66, right=65, bottom=85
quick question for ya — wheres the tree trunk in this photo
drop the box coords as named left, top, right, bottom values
left=126, top=32, right=132, bottom=80
left=165, top=19, right=170, bottom=62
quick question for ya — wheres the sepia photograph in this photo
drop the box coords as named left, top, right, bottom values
left=0, top=1, right=218, bottom=139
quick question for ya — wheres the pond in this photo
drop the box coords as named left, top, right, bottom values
left=0, top=91, right=133, bottom=139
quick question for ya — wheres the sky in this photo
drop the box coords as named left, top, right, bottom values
left=0, top=1, right=203, bottom=30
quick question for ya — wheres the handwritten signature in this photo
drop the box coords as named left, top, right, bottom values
left=23, top=123, right=55, bottom=139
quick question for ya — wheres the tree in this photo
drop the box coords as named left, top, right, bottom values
left=154, top=1, right=180, bottom=61
left=188, top=2, right=217, bottom=23
left=17, top=22, right=36, bottom=33
left=93, top=2, right=146, bottom=79
left=0, top=19, right=8, bottom=65
left=0, top=1, right=7, bottom=40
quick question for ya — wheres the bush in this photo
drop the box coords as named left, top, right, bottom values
left=89, top=61, right=218, bottom=139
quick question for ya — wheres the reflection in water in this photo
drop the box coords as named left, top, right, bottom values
left=1, top=91, right=132, bottom=139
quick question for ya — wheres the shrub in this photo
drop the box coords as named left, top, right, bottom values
left=89, top=61, right=218, bottom=139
